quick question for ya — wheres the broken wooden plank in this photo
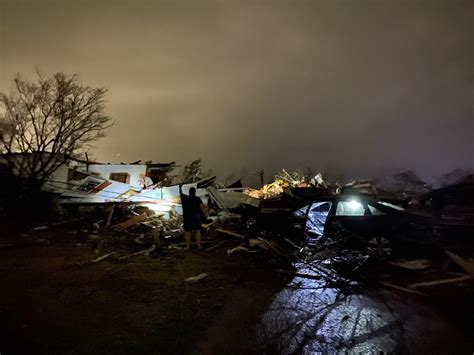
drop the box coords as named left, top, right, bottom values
left=226, top=244, right=250, bottom=255
left=185, top=273, right=208, bottom=283
left=445, top=271, right=468, bottom=277
left=407, top=275, right=472, bottom=289
left=111, top=212, right=149, bottom=231
left=52, top=217, right=86, bottom=226
left=77, top=252, right=116, bottom=265
left=104, top=205, right=115, bottom=229
left=205, top=240, right=227, bottom=252
left=215, top=228, right=246, bottom=239
left=445, top=250, right=474, bottom=278
left=118, top=244, right=157, bottom=260
left=379, top=282, right=429, bottom=296
left=248, top=238, right=263, bottom=248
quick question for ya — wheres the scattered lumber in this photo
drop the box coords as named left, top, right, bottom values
left=215, top=228, right=246, bottom=239
left=407, top=275, right=472, bottom=289
left=111, top=212, right=150, bottom=231
left=118, top=244, right=157, bottom=260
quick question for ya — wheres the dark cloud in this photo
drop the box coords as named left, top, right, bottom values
left=1, top=0, right=472, bottom=183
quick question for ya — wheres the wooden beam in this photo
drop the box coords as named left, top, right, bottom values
left=215, top=228, right=246, bottom=239
left=407, top=275, right=472, bottom=289
left=380, top=282, right=429, bottom=296
left=445, top=251, right=474, bottom=278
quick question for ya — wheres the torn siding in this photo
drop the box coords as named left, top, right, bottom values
left=57, top=171, right=207, bottom=219
left=1, top=153, right=208, bottom=219
left=84, top=164, right=148, bottom=188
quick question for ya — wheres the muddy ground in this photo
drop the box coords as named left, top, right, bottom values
left=0, top=226, right=473, bottom=354
left=0, top=227, right=292, bottom=355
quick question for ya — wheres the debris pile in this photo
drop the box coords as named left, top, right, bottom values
left=243, top=179, right=288, bottom=199
left=9, top=156, right=472, bottom=301
left=243, top=169, right=326, bottom=199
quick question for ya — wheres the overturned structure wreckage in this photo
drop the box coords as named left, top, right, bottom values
left=4, top=154, right=474, bottom=298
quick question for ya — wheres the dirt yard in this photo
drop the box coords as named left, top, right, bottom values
left=1, top=225, right=473, bottom=354
left=0, top=227, right=290, bottom=355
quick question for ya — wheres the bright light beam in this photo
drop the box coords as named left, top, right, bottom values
left=348, top=200, right=362, bottom=211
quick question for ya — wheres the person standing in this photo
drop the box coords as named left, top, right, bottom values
left=179, top=184, right=207, bottom=250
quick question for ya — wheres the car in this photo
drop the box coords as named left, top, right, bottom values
left=321, top=196, right=434, bottom=257
left=256, top=193, right=434, bottom=257
left=251, top=186, right=330, bottom=241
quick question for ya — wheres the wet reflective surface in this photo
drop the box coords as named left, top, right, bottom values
left=251, top=262, right=472, bottom=354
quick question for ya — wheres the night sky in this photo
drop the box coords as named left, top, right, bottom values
left=0, top=0, right=472, bottom=183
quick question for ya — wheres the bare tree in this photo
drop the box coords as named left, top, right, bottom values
left=0, top=71, right=113, bottom=191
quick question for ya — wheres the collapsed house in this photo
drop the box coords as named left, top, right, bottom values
left=0, top=152, right=211, bottom=219
left=3, top=153, right=473, bottom=249
left=3, top=155, right=472, bottom=308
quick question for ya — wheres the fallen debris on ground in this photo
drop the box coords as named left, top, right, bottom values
left=118, top=244, right=157, bottom=261
left=77, top=252, right=116, bottom=266
left=389, top=259, right=430, bottom=270
left=407, top=275, right=472, bottom=289
left=445, top=251, right=474, bottom=277
left=185, top=273, right=208, bottom=283
left=227, top=245, right=250, bottom=255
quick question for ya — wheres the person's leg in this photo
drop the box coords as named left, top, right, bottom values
left=185, top=230, right=191, bottom=250
left=195, top=229, right=202, bottom=249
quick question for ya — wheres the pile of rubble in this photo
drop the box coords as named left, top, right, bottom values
left=213, top=225, right=474, bottom=298
left=243, top=169, right=316, bottom=199
left=19, top=165, right=474, bottom=296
